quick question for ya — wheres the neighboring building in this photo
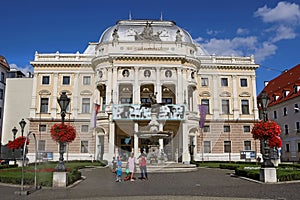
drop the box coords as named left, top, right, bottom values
left=259, top=64, right=300, bottom=162
left=26, top=19, right=260, bottom=163
left=0, top=55, right=10, bottom=155
left=2, top=69, right=32, bottom=145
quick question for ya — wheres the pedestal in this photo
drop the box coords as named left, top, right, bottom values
left=260, top=168, right=277, bottom=183
left=53, top=172, right=68, bottom=187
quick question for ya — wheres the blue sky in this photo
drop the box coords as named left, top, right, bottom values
left=1, top=0, right=300, bottom=93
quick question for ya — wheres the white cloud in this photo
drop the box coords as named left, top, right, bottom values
left=201, top=36, right=257, bottom=56
left=236, top=28, right=249, bottom=35
left=254, top=42, right=277, bottom=63
left=254, top=1, right=300, bottom=24
left=271, top=25, right=297, bottom=42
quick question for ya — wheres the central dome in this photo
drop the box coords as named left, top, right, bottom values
left=99, top=19, right=194, bottom=44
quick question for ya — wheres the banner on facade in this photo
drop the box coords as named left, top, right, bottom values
left=90, top=103, right=100, bottom=128
left=198, top=104, right=207, bottom=128
left=112, top=104, right=185, bottom=120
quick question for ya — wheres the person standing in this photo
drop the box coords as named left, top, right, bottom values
left=139, top=152, right=148, bottom=180
left=127, top=153, right=136, bottom=181
left=115, top=156, right=122, bottom=182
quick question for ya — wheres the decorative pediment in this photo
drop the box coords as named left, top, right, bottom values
left=39, top=90, right=51, bottom=95
left=220, top=91, right=231, bottom=97
left=239, top=92, right=251, bottom=97
left=199, top=91, right=211, bottom=97
left=80, top=90, right=92, bottom=96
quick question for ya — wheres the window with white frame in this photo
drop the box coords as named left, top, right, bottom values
left=82, top=98, right=90, bottom=113
left=40, top=98, right=49, bottom=113
left=42, top=76, right=50, bottom=85
left=204, top=141, right=211, bottom=153
left=221, top=99, right=230, bottom=114
left=241, top=99, right=250, bottom=114
left=240, top=78, right=248, bottom=87
left=221, top=78, right=228, bottom=87
left=295, top=104, right=299, bottom=113
left=62, top=76, right=70, bottom=85
left=81, top=125, right=89, bottom=132
left=83, top=76, right=91, bottom=85
left=244, top=141, right=251, bottom=150
left=201, top=78, right=209, bottom=86
left=81, top=141, right=89, bottom=153
left=201, top=99, right=210, bottom=114
left=223, top=125, right=230, bottom=132
left=224, top=141, right=231, bottom=153
left=243, top=125, right=250, bottom=133
left=39, top=124, right=47, bottom=132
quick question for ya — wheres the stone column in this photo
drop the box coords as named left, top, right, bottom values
left=112, top=67, right=118, bottom=103
left=182, top=123, right=190, bottom=164
left=106, top=67, right=113, bottom=104
left=156, top=67, right=161, bottom=102
left=51, top=73, right=58, bottom=118
left=108, top=115, right=115, bottom=161
left=134, top=122, right=139, bottom=156
left=72, top=73, right=79, bottom=118
left=177, top=69, right=183, bottom=104
left=133, top=67, right=140, bottom=104
left=251, top=75, right=259, bottom=120
left=212, top=75, right=220, bottom=119
left=232, top=75, right=238, bottom=119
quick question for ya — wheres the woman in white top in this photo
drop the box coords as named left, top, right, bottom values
left=127, top=153, right=135, bottom=181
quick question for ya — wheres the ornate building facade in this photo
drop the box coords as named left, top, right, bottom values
left=27, top=19, right=260, bottom=163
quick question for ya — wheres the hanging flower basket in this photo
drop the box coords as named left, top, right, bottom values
left=8, top=136, right=29, bottom=149
left=50, top=123, right=76, bottom=143
left=251, top=120, right=282, bottom=148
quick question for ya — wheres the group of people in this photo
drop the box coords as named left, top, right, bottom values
left=113, top=152, right=148, bottom=182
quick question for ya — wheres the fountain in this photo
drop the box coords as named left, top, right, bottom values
left=138, top=92, right=171, bottom=164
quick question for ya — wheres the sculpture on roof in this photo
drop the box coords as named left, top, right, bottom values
left=135, top=21, right=161, bottom=41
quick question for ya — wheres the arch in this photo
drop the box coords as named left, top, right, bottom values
left=95, top=126, right=106, bottom=135
left=188, top=127, right=198, bottom=136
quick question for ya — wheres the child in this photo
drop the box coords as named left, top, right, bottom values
left=115, top=156, right=122, bottom=182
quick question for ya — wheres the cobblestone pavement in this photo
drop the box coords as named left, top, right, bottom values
left=1, top=167, right=299, bottom=200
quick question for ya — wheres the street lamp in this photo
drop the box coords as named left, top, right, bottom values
left=19, top=119, right=26, bottom=137
left=259, top=91, right=274, bottom=167
left=12, top=127, right=18, bottom=164
left=55, top=92, right=70, bottom=172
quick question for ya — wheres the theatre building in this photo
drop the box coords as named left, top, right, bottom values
left=27, top=19, right=260, bottom=164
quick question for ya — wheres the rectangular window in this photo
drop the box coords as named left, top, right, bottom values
left=296, top=122, right=300, bottom=133
left=162, top=98, right=172, bottom=104
left=141, top=98, right=151, bottom=103
left=42, top=76, right=50, bottom=84
left=62, top=76, right=70, bottom=85
left=83, top=76, right=91, bottom=85
left=204, top=141, right=211, bottom=153
left=244, top=141, right=251, bottom=150
left=203, top=125, right=210, bottom=132
left=81, top=125, right=89, bottom=132
left=0, top=89, right=3, bottom=100
left=241, top=100, right=250, bottom=114
left=283, top=107, right=287, bottom=116
left=286, top=143, right=290, bottom=152
left=223, top=125, right=230, bottom=132
left=298, top=143, right=300, bottom=152
left=39, top=124, right=47, bottom=132
left=121, top=98, right=133, bottom=104
left=201, top=99, right=210, bottom=114
left=221, top=78, right=228, bottom=87
left=1, top=72, right=5, bottom=83
left=221, top=99, right=230, bottom=114
left=201, top=78, right=209, bottom=86
left=240, top=78, right=248, bottom=87
left=82, top=98, right=90, bottom=113
left=243, top=125, right=250, bottom=133
left=38, top=140, right=46, bottom=151
left=224, top=141, right=231, bottom=153
left=40, top=98, right=49, bottom=113
left=285, top=124, right=289, bottom=134
left=273, top=110, right=277, bottom=119
left=81, top=141, right=89, bottom=153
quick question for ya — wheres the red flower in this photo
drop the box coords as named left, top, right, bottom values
left=251, top=120, right=282, bottom=148
left=8, top=136, right=29, bottom=150
left=50, top=123, right=76, bottom=143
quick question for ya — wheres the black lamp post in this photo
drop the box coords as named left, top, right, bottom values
left=259, top=91, right=274, bottom=168
left=12, top=127, right=18, bottom=164
left=55, top=92, right=70, bottom=172
left=19, top=119, right=26, bottom=137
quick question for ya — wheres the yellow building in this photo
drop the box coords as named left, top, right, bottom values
left=27, top=19, right=260, bottom=164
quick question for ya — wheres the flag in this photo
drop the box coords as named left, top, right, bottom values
left=91, top=103, right=100, bottom=128
left=198, top=104, right=207, bottom=128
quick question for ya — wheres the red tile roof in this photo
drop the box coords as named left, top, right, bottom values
left=258, top=64, right=300, bottom=107
left=0, top=55, right=10, bottom=70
